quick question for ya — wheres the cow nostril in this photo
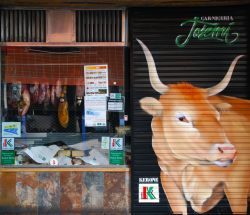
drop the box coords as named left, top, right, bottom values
left=218, top=147, right=224, bottom=153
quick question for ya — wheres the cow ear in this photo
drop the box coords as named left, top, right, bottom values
left=214, top=103, right=232, bottom=112
left=140, top=97, right=163, bottom=116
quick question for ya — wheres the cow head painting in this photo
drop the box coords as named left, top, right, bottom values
left=137, top=39, right=250, bottom=215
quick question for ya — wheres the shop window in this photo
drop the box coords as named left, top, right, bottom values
left=0, top=46, right=130, bottom=166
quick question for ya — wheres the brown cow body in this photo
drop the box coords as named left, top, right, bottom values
left=148, top=92, right=250, bottom=214
left=137, top=39, right=250, bottom=215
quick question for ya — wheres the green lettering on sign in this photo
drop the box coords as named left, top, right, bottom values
left=175, top=17, right=239, bottom=48
left=147, top=187, right=156, bottom=200
left=109, top=150, right=124, bottom=165
left=1, top=150, right=15, bottom=165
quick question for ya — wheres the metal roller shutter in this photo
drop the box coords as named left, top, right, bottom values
left=76, top=10, right=122, bottom=42
left=130, top=6, right=249, bottom=215
left=0, top=10, right=46, bottom=42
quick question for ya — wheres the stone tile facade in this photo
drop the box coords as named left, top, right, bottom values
left=0, top=171, right=130, bottom=215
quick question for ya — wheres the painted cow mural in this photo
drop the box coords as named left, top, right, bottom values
left=137, top=39, right=250, bottom=215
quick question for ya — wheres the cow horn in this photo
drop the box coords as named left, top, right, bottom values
left=137, top=39, right=168, bottom=94
left=207, top=55, right=244, bottom=96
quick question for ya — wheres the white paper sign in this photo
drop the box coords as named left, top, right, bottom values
left=81, top=149, right=109, bottom=165
left=19, top=145, right=60, bottom=164
left=81, top=156, right=99, bottom=165
left=1, top=138, right=15, bottom=150
left=57, top=156, right=72, bottom=166
left=108, top=101, right=123, bottom=111
left=84, top=64, right=109, bottom=96
left=85, top=96, right=107, bottom=127
left=101, top=137, right=110, bottom=149
left=2, top=122, right=21, bottom=137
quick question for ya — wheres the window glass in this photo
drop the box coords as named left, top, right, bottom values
left=0, top=46, right=130, bottom=166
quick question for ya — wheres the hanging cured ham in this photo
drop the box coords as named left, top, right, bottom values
left=38, top=83, right=46, bottom=104
left=76, top=83, right=84, bottom=98
left=18, top=85, right=30, bottom=116
left=44, top=83, right=51, bottom=109
left=7, top=82, right=22, bottom=109
left=58, top=86, right=69, bottom=128
left=29, top=82, right=39, bottom=104
left=51, top=85, right=56, bottom=105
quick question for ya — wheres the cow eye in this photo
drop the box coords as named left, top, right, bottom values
left=179, top=116, right=186, bottom=121
left=176, top=113, right=190, bottom=123
left=179, top=116, right=189, bottom=123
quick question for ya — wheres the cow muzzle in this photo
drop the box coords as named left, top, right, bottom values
left=210, top=143, right=237, bottom=167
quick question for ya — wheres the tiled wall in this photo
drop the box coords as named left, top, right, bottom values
left=3, top=46, right=124, bottom=86
left=0, top=171, right=130, bottom=215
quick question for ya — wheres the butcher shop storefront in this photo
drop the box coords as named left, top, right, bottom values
left=130, top=6, right=250, bottom=215
left=0, top=9, right=130, bottom=214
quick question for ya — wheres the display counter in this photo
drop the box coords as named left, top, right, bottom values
left=0, top=165, right=129, bottom=172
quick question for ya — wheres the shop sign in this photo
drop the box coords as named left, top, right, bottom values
left=138, top=182, right=159, bottom=203
left=101, top=136, right=110, bottom=149
left=1, top=138, right=15, bottom=150
left=1, top=150, right=15, bottom=165
left=139, top=178, right=159, bottom=203
left=84, top=64, right=109, bottom=96
left=110, top=93, right=122, bottom=100
left=85, top=96, right=107, bottom=127
left=108, top=99, right=124, bottom=112
left=109, top=137, right=124, bottom=165
left=110, top=138, right=123, bottom=150
left=2, top=122, right=21, bottom=137
left=176, top=16, right=239, bottom=48
left=109, top=150, right=124, bottom=165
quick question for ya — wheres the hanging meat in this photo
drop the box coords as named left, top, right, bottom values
left=7, top=82, right=22, bottom=109
left=76, top=83, right=84, bottom=106
left=38, top=83, right=46, bottom=104
left=44, top=83, right=51, bottom=109
left=75, top=83, right=84, bottom=133
left=51, top=85, right=56, bottom=105
left=29, top=82, right=39, bottom=104
left=58, top=86, right=69, bottom=128
left=18, top=85, right=30, bottom=116
left=55, top=80, right=62, bottom=98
